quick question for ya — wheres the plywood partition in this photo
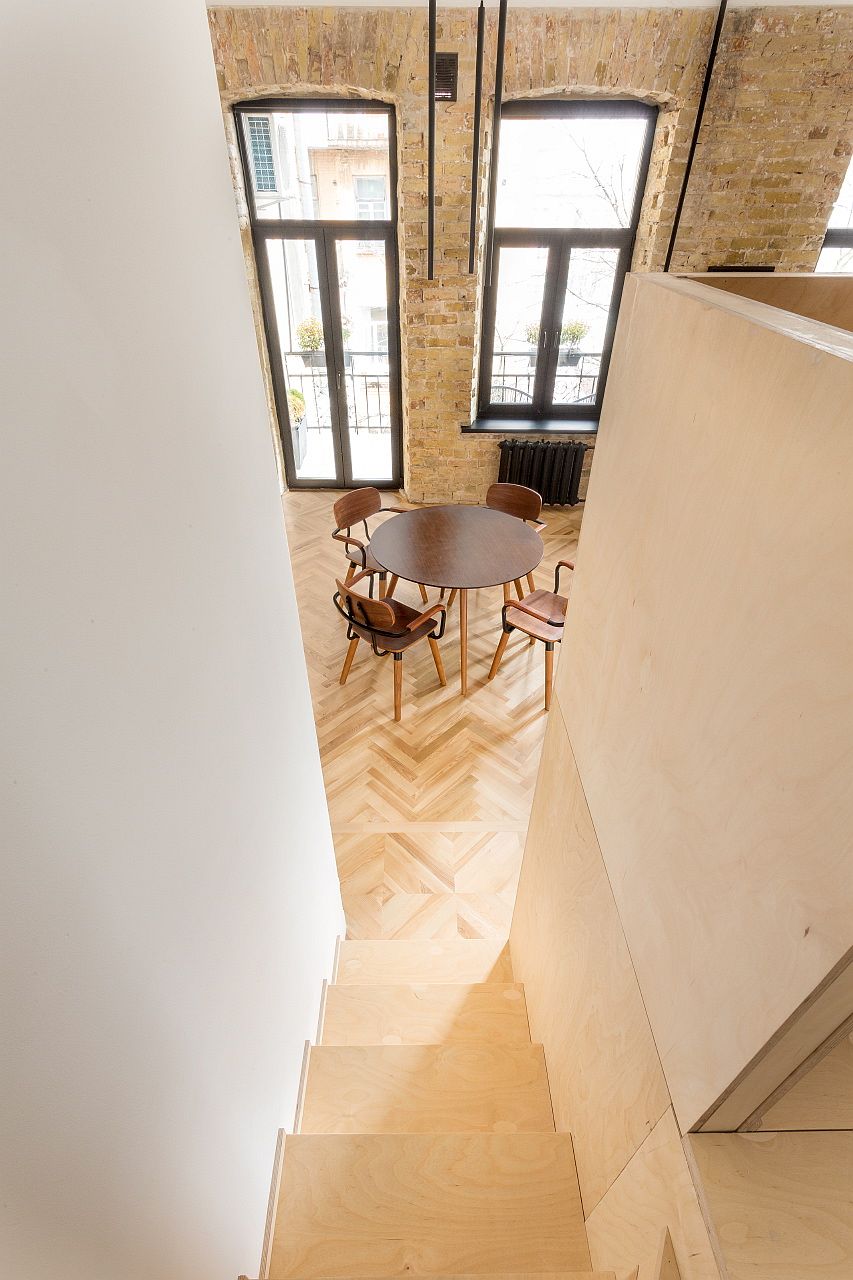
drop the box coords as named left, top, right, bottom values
left=556, top=274, right=853, bottom=1134
left=695, top=271, right=853, bottom=332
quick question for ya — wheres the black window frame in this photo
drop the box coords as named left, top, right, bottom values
left=476, top=99, right=658, bottom=429
left=233, top=97, right=404, bottom=490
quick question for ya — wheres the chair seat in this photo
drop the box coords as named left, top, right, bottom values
left=505, top=590, right=567, bottom=643
left=347, top=543, right=383, bottom=574
left=350, top=596, right=439, bottom=652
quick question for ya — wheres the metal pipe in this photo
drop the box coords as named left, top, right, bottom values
left=664, top=0, right=728, bottom=270
left=484, top=0, right=509, bottom=288
left=428, top=0, right=437, bottom=279
left=468, top=0, right=486, bottom=275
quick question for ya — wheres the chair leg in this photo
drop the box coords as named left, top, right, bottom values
left=527, top=572, right=536, bottom=593
left=387, top=574, right=399, bottom=597
left=344, top=562, right=355, bottom=585
left=418, top=582, right=429, bottom=603
left=393, top=653, right=403, bottom=721
left=544, top=642, right=554, bottom=710
left=379, top=572, right=387, bottom=599
left=503, top=582, right=511, bottom=603
left=340, top=636, right=359, bottom=685
left=428, top=635, right=446, bottom=687
left=514, top=579, right=524, bottom=600
left=447, top=588, right=457, bottom=609
left=488, top=628, right=512, bottom=680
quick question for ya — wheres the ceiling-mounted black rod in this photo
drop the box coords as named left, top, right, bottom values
left=427, top=0, right=437, bottom=280
left=468, top=0, right=486, bottom=275
left=664, top=0, right=727, bottom=271
left=484, top=0, right=509, bottom=288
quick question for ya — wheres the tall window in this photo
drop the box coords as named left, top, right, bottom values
left=478, top=100, right=656, bottom=425
left=816, top=157, right=853, bottom=273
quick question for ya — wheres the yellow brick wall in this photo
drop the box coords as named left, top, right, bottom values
left=208, top=6, right=853, bottom=503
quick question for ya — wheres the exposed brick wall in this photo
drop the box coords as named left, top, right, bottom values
left=208, top=6, right=853, bottom=503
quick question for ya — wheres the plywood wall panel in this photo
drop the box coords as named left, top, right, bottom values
left=756, top=1032, right=853, bottom=1132
left=585, top=1110, right=721, bottom=1280
left=558, top=275, right=853, bottom=1132
left=510, top=698, right=670, bottom=1214
left=696, top=272, right=853, bottom=333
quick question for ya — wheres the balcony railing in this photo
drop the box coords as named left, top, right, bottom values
left=284, top=350, right=391, bottom=432
left=490, top=350, right=602, bottom=406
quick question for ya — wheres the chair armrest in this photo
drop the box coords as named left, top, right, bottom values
left=344, top=568, right=375, bottom=591
left=406, top=601, right=447, bottom=631
left=332, top=529, right=368, bottom=567
left=379, top=504, right=411, bottom=515
left=505, top=598, right=564, bottom=624
left=554, top=559, right=575, bottom=592
left=531, top=518, right=547, bottom=531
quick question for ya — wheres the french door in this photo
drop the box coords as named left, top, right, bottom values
left=254, top=224, right=403, bottom=487
left=234, top=99, right=403, bottom=489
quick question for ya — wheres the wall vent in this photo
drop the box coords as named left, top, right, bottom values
left=434, top=51, right=459, bottom=102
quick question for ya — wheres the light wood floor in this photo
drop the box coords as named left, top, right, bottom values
left=283, top=489, right=583, bottom=941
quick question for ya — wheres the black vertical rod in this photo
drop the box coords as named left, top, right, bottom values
left=664, top=0, right=728, bottom=270
left=427, top=0, right=437, bottom=280
left=468, top=0, right=486, bottom=275
left=484, top=0, right=509, bottom=287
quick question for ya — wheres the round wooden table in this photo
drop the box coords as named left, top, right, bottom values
left=369, top=505, right=544, bottom=694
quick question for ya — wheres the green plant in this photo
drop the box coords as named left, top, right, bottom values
left=341, top=316, right=352, bottom=344
left=287, top=388, right=306, bottom=423
left=561, top=318, right=588, bottom=349
left=295, top=316, right=324, bottom=351
left=524, top=322, right=540, bottom=346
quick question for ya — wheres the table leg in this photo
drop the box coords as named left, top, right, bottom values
left=460, top=588, right=468, bottom=695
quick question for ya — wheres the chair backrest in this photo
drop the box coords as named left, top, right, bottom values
left=333, top=486, right=382, bottom=531
left=486, top=481, right=543, bottom=523
left=335, top=577, right=397, bottom=633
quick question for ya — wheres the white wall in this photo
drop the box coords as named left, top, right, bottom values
left=0, top=3, right=344, bottom=1278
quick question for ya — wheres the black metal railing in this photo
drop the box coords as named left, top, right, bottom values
left=490, top=350, right=602, bottom=406
left=284, top=350, right=391, bottom=432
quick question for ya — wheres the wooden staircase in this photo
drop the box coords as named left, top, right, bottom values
left=263, top=938, right=614, bottom=1280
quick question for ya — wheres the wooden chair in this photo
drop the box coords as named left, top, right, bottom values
left=332, top=487, right=427, bottom=602
left=333, top=570, right=447, bottom=721
left=486, top=482, right=546, bottom=598
left=487, top=559, right=574, bottom=710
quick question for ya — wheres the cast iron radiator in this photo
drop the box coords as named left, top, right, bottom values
left=497, top=439, right=588, bottom=506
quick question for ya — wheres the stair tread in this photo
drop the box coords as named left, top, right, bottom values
left=300, top=1044, right=554, bottom=1134
left=336, top=939, right=513, bottom=986
left=321, top=983, right=531, bottom=1047
left=271, top=1132, right=590, bottom=1278
left=273, top=1273, right=615, bottom=1279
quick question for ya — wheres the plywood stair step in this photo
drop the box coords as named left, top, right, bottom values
left=300, top=1043, right=554, bottom=1133
left=270, top=1132, right=590, bottom=1278
left=321, top=982, right=531, bottom=1047
left=336, top=939, right=513, bottom=986
left=274, top=1273, right=615, bottom=1279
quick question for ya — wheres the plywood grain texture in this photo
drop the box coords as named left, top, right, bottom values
left=688, top=1130, right=853, bottom=1279
left=697, top=272, right=853, bottom=333
left=336, top=939, right=513, bottom=985
left=321, top=981, right=532, bottom=1047
left=300, top=1043, right=554, bottom=1133
left=270, top=1132, right=592, bottom=1276
left=585, top=1110, right=721, bottom=1280
left=756, top=1032, right=853, bottom=1131
left=510, top=698, right=670, bottom=1213
left=558, top=274, right=853, bottom=1131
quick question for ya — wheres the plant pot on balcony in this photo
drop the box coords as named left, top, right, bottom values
left=299, top=350, right=326, bottom=368
left=559, top=349, right=582, bottom=367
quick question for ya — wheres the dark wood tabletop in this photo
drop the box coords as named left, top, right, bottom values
left=369, top=505, right=544, bottom=590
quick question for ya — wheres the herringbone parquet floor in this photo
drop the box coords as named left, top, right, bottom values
left=283, top=489, right=583, bottom=941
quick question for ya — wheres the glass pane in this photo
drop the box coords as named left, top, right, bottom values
left=552, top=248, right=619, bottom=407
left=496, top=113, right=649, bottom=229
left=490, top=246, right=549, bottom=407
left=336, top=239, right=394, bottom=482
left=816, top=243, right=853, bottom=273
left=265, top=238, right=337, bottom=481
left=243, top=110, right=391, bottom=222
left=827, top=157, right=853, bottom=230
